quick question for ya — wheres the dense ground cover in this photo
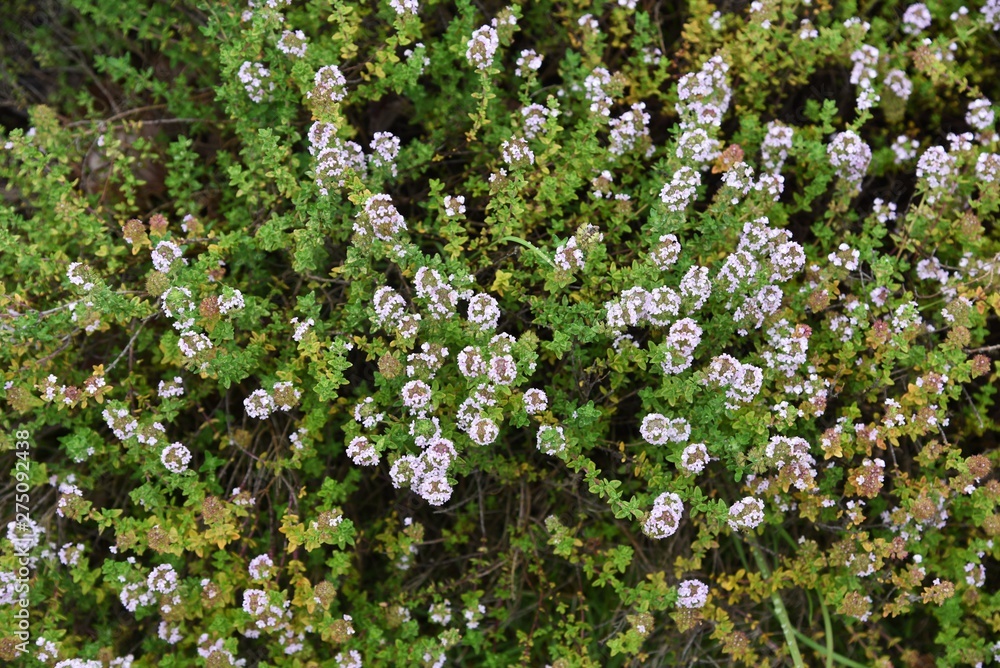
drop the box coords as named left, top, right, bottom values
left=2, top=0, right=1000, bottom=665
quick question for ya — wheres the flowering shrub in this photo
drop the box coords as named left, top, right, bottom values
left=1, top=0, right=1000, bottom=666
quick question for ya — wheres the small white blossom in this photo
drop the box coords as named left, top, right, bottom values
left=676, top=579, right=709, bottom=608
left=161, top=442, right=191, bottom=474
left=466, top=25, right=499, bottom=70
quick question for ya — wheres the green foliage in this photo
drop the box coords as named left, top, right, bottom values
left=1, top=0, right=1000, bottom=666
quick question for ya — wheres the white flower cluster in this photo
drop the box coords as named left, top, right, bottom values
left=119, top=580, right=155, bottom=612
left=389, top=437, right=458, bottom=505
left=721, top=161, right=754, bottom=204
left=827, top=242, right=861, bottom=272
left=677, top=127, right=722, bottom=169
left=986, top=0, right=1000, bottom=30
left=308, top=65, right=347, bottom=104
left=404, top=342, right=450, bottom=380
left=501, top=136, right=534, bottom=166
left=429, top=600, right=452, bottom=624
left=161, top=442, right=192, bottom=474
left=53, top=661, right=105, bottom=668
left=347, top=436, right=380, bottom=466
left=536, top=425, right=567, bottom=455
left=554, top=236, right=584, bottom=272
left=354, top=193, right=407, bottom=242
left=761, top=121, right=793, bottom=173
left=966, top=98, right=995, bottom=133
left=466, top=25, right=499, bottom=70
left=659, top=166, right=701, bottom=212
left=152, top=240, right=186, bottom=273
left=276, top=30, right=307, bottom=57
left=389, top=0, right=418, bottom=15
left=650, top=234, right=681, bottom=270
left=680, top=443, right=711, bottom=475
left=242, top=589, right=292, bottom=630
left=892, top=135, right=919, bottom=163
left=0, top=571, right=20, bottom=604
left=884, top=69, right=912, bottom=101
left=949, top=131, right=973, bottom=152
left=606, top=285, right=682, bottom=330
left=414, top=266, right=458, bottom=319
left=309, top=122, right=367, bottom=195
left=161, top=286, right=195, bottom=328
left=676, top=55, right=731, bottom=130
left=798, top=18, right=818, bottom=39
left=827, top=130, right=872, bottom=188
left=704, top=354, right=764, bottom=408
left=583, top=67, right=614, bottom=116
left=964, top=561, right=986, bottom=588
left=158, top=622, right=181, bottom=645
left=916, top=145, right=957, bottom=203
left=660, top=317, right=704, bottom=374
left=578, top=13, right=599, bottom=33
left=523, top=388, right=548, bottom=414
left=591, top=170, right=614, bottom=198
left=754, top=171, right=785, bottom=202
left=147, top=564, right=179, bottom=594
left=58, top=542, right=85, bottom=567
left=372, top=286, right=407, bottom=331
left=274, top=382, right=299, bottom=410
left=468, top=415, right=499, bottom=445
left=238, top=61, right=274, bottom=103
left=335, top=650, right=363, bottom=668
left=158, top=376, right=184, bottom=398
left=456, top=346, right=486, bottom=377
left=642, top=492, right=684, bottom=539
left=849, top=43, right=879, bottom=106
left=248, top=554, right=274, bottom=581
left=178, top=330, right=213, bottom=362
left=444, top=195, right=466, bottom=216
left=244, top=389, right=275, bottom=419
left=727, top=496, right=765, bottom=531
left=901, top=3, right=932, bottom=35
left=762, top=320, right=810, bottom=377
left=290, top=316, right=314, bottom=341
left=464, top=603, right=486, bottom=629
left=676, top=579, right=709, bottom=608
left=467, top=293, right=501, bottom=331
left=369, top=132, right=400, bottom=176
left=353, top=396, right=385, bottom=430
left=403, top=42, right=430, bottom=73
left=55, top=482, right=82, bottom=518
left=229, top=488, right=255, bottom=507
left=872, top=198, right=898, bottom=225
left=486, top=354, right=516, bottom=386
left=289, top=427, right=308, bottom=451
left=515, top=49, right=542, bottom=77
left=763, top=435, right=817, bottom=491
left=197, top=636, right=246, bottom=667
left=103, top=407, right=138, bottom=440
left=405, top=342, right=450, bottom=380
left=7, top=517, right=45, bottom=552
left=639, top=413, right=690, bottom=445
left=717, top=217, right=804, bottom=332
left=976, top=152, right=1000, bottom=182
left=66, top=262, right=95, bottom=291
left=890, top=300, right=923, bottom=333
left=218, top=288, right=244, bottom=314
left=521, top=104, right=559, bottom=139
left=401, top=379, right=432, bottom=412
left=608, top=103, right=651, bottom=156
left=134, top=423, right=168, bottom=450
